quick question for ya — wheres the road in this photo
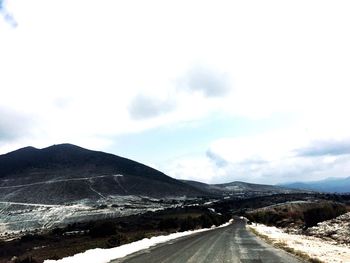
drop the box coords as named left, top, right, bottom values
left=0, top=175, right=117, bottom=189
left=111, top=219, right=302, bottom=263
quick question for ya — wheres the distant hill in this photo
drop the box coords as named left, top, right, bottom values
left=0, top=144, right=206, bottom=204
left=281, top=177, right=350, bottom=193
left=181, top=180, right=306, bottom=197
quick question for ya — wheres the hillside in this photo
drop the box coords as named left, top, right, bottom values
left=0, top=144, right=205, bottom=204
left=245, top=200, right=347, bottom=228
left=0, top=144, right=314, bottom=235
left=182, top=180, right=305, bottom=197
left=305, top=212, right=350, bottom=244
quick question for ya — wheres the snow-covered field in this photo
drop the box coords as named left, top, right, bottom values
left=249, top=222, right=350, bottom=263
left=44, top=219, right=233, bottom=263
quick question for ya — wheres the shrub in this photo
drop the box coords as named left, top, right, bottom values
left=13, top=256, right=38, bottom=263
left=158, top=218, right=179, bottom=231
left=180, top=216, right=196, bottom=231
left=303, top=204, right=346, bottom=228
left=20, top=234, right=44, bottom=242
left=131, top=232, right=147, bottom=242
left=89, top=221, right=116, bottom=238
left=106, top=233, right=127, bottom=248
left=199, top=214, right=214, bottom=228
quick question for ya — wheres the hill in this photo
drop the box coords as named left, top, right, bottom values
left=246, top=200, right=347, bottom=228
left=182, top=180, right=306, bottom=197
left=0, top=144, right=205, bottom=204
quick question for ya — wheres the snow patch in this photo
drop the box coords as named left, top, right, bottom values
left=0, top=223, right=8, bottom=234
left=250, top=223, right=350, bottom=263
left=44, top=219, right=233, bottom=263
left=207, top=208, right=221, bottom=215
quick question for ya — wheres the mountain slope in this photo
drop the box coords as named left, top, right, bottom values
left=182, top=180, right=305, bottom=196
left=281, top=177, right=350, bottom=193
left=0, top=144, right=206, bottom=204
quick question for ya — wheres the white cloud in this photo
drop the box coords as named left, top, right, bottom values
left=177, top=65, right=231, bottom=97
left=164, top=155, right=225, bottom=184
left=128, top=94, right=176, bottom=120
left=163, top=116, right=350, bottom=184
left=173, top=129, right=350, bottom=184
left=0, top=0, right=17, bottom=27
left=0, top=106, right=33, bottom=141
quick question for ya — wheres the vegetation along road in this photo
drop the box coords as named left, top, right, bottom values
left=111, top=219, right=302, bottom=263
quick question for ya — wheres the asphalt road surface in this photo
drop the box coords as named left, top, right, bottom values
left=111, top=219, right=302, bottom=263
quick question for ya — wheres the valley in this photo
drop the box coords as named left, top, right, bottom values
left=0, top=144, right=349, bottom=263
left=0, top=144, right=306, bottom=237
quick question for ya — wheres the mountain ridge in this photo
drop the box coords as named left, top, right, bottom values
left=181, top=179, right=307, bottom=196
left=281, top=177, right=350, bottom=193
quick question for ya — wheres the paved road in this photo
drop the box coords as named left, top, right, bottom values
left=111, top=219, right=302, bottom=263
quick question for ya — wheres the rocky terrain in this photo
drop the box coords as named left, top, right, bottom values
left=305, top=212, right=350, bottom=245
left=247, top=200, right=350, bottom=262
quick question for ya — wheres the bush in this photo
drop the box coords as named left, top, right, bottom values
left=106, top=233, right=127, bottom=248
left=199, top=214, right=214, bottom=228
left=246, top=210, right=283, bottom=226
left=13, top=256, right=38, bottom=263
left=131, top=232, right=147, bottom=242
left=158, top=218, right=179, bottom=231
left=20, top=234, right=44, bottom=242
left=180, top=216, right=196, bottom=231
left=247, top=201, right=347, bottom=228
left=51, top=228, right=64, bottom=235
left=303, top=204, right=346, bottom=228
left=89, top=221, right=116, bottom=238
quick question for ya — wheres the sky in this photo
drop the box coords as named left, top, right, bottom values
left=1, top=0, right=350, bottom=185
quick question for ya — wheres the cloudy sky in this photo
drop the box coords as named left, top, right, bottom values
left=1, top=0, right=350, bottom=184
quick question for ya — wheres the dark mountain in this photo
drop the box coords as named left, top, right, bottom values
left=181, top=180, right=306, bottom=196
left=0, top=144, right=206, bottom=204
left=281, top=177, right=350, bottom=193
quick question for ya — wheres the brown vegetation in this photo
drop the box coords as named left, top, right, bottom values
left=245, top=201, right=347, bottom=229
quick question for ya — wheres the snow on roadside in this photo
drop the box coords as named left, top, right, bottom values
left=44, top=219, right=233, bottom=263
left=249, top=223, right=350, bottom=263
